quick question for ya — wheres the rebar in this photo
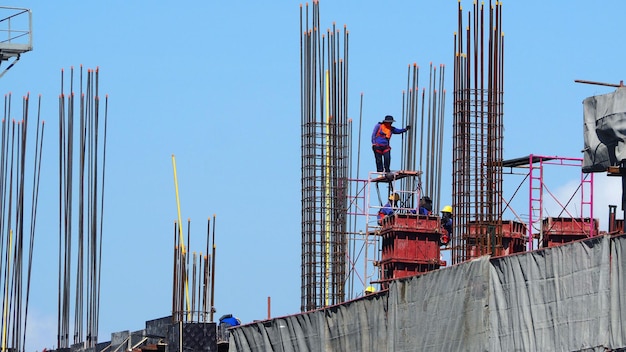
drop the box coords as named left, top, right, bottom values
left=57, top=66, right=107, bottom=348
left=0, top=92, right=44, bottom=352
left=452, top=1, right=504, bottom=264
left=169, top=214, right=216, bottom=323
left=399, top=63, right=445, bottom=211
left=300, top=1, right=350, bottom=311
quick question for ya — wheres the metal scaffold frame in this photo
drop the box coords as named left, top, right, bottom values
left=0, top=6, right=32, bottom=78
left=346, top=171, right=426, bottom=294
left=501, top=155, right=595, bottom=250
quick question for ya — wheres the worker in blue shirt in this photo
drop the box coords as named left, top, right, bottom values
left=219, top=314, right=241, bottom=327
left=377, top=193, right=400, bottom=225
left=418, top=196, right=433, bottom=215
left=217, top=314, right=241, bottom=345
left=440, top=205, right=453, bottom=245
left=371, top=115, right=410, bottom=173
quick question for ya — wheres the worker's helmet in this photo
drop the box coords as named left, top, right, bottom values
left=365, top=286, right=376, bottom=294
left=441, top=205, right=453, bottom=214
left=389, top=193, right=400, bottom=201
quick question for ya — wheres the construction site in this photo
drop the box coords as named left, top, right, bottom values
left=0, top=1, right=625, bottom=352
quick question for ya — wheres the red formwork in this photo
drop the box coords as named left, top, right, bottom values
left=465, top=220, right=527, bottom=258
left=464, top=238, right=492, bottom=259
left=500, top=237, right=526, bottom=256
left=376, top=214, right=443, bottom=285
left=465, top=220, right=525, bottom=238
left=380, top=229, right=441, bottom=263
left=541, top=217, right=598, bottom=247
left=501, top=220, right=527, bottom=256
left=380, top=261, right=441, bottom=280
left=379, top=213, right=441, bottom=233
left=501, top=220, right=526, bottom=238
left=612, top=220, right=624, bottom=235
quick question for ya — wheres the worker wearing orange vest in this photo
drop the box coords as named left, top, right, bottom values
left=371, top=115, right=410, bottom=173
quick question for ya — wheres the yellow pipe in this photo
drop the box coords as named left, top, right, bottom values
left=171, top=155, right=191, bottom=320
left=324, top=70, right=331, bottom=306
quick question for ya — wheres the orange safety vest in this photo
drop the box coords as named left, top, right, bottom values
left=376, top=123, right=392, bottom=140
left=373, top=123, right=392, bottom=154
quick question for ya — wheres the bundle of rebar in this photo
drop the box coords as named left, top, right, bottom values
left=57, top=66, right=108, bottom=348
left=300, top=0, right=350, bottom=311
left=0, top=93, right=44, bottom=352
left=452, top=1, right=504, bottom=264
left=171, top=215, right=216, bottom=323
left=399, top=63, right=446, bottom=210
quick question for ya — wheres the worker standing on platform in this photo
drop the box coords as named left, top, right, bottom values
left=378, top=193, right=400, bottom=225
left=440, top=205, right=453, bottom=245
left=371, top=115, right=410, bottom=173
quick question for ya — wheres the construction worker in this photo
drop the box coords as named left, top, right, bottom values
left=371, top=115, right=410, bottom=173
left=440, top=205, right=453, bottom=245
left=365, top=286, right=376, bottom=295
left=418, top=196, right=433, bottom=215
left=217, top=314, right=241, bottom=345
left=378, top=193, right=400, bottom=225
left=219, top=314, right=241, bottom=327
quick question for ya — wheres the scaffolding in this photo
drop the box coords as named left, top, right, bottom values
left=502, top=155, right=596, bottom=250
left=367, top=172, right=445, bottom=289
left=0, top=6, right=32, bottom=78
left=366, top=171, right=427, bottom=290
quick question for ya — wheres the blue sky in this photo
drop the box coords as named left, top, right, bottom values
left=0, top=1, right=624, bottom=350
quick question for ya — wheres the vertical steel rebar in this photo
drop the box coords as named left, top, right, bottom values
left=300, top=1, right=349, bottom=311
left=55, top=66, right=107, bottom=348
left=452, top=1, right=504, bottom=264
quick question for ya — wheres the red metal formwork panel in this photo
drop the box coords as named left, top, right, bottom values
left=466, top=243, right=491, bottom=259
left=466, top=221, right=525, bottom=238
left=542, top=217, right=598, bottom=236
left=390, top=266, right=421, bottom=279
left=500, top=237, right=526, bottom=256
left=379, top=213, right=441, bottom=233
left=541, top=217, right=599, bottom=248
left=380, top=231, right=441, bottom=263
left=544, top=235, right=587, bottom=248
left=501, top=220, right=526, bottom=238
left=377, top=214, right=444, bottom=284
left=465, top=222, right=498, bottom=238
left=380, top=261, right=441, bottom=281
left=467, top=236, right=527, bottom=258
left=615, top=220, right=624, bottom=235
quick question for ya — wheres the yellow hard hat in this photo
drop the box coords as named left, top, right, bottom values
left=389, top=193, right=400, bottom=201
left=441, top=205, right=452, bottom=214
left=365, top=286, right=376, bottom=293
